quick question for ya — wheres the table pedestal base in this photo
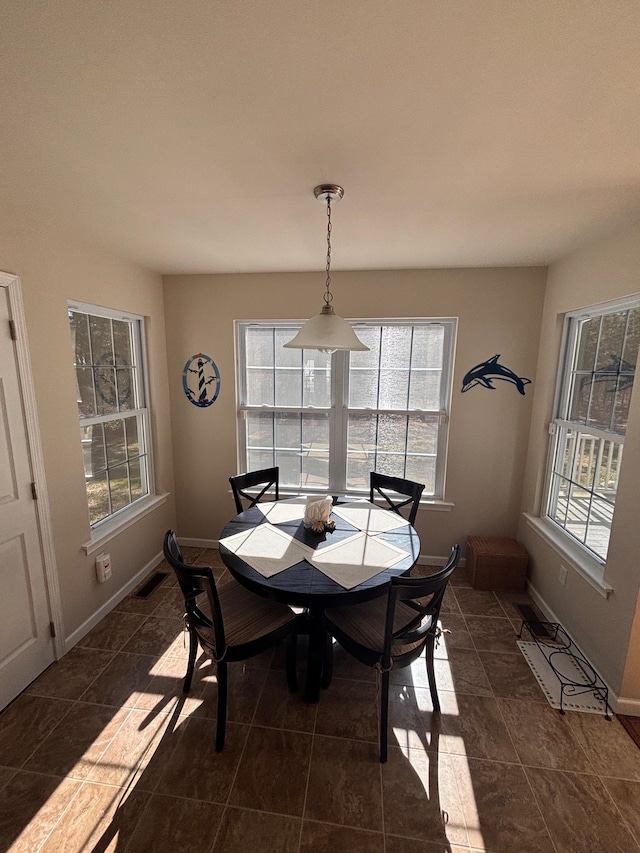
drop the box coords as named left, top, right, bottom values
left=300, top=607, right=333, bottom=703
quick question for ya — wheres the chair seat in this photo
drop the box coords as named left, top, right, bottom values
left=163, top=528, right=298, bottom=751
left=198, top=580, right=295, bottom=648
left=325, top=596, right=432, bottom=658
left=325, top=543, right=460, bottom=762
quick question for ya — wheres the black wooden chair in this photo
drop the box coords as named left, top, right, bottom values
left=229, top=466, right=280, bottom=514
left=163, top=530, right=297, bottom=751
left=325, top=544, right=461, bottom=762
left=369, top=472, right=425, bottom=526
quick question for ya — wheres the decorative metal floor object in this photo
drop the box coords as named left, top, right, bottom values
left=518, top=620, right=612, bottom=719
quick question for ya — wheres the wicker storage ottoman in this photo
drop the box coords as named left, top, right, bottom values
left=466, top=536, right=528, bottom=591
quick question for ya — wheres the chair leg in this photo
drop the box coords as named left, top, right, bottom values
left=320, top=630, right=333, bottom=689
left=183, top=627, right=198, bottom=693
left=285, top=632, right=298, bottom=693
left=380, top=669, right=390, bottom=763
left=215, top=660, right=228, bottom=752
left=425, top=637, right=440, bottom=713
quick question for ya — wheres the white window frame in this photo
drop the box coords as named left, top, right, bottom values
left=540, top=294, right=640, bottom=585
left=235, top=318, right=456, bottom=501
left=69, top=301, right=158, bottom=545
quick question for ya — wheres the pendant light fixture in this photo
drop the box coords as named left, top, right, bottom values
left=283, top=184, right=369, bottom=353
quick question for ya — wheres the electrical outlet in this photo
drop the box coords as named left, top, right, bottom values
left=95, top=553, right=112, bottom=583
left=558, top=564, right=568, bottom=586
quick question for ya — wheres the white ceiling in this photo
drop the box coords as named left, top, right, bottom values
left=1, top=1, right=639, bottom=274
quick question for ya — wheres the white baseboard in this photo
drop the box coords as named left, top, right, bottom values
left=417, top=554, right=466, bottom=568
left=65, top=550, right=165, bottom=650
left=615, top=698, right=640, bottom=716
left=525, top=582, right=563, bottom=627
left=179, top=538, right=218, bottom=549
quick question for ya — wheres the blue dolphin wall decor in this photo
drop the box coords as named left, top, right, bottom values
left=461, top=354, right=531, bottom=395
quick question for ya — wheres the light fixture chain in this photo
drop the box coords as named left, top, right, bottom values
left=324, top=196, right=333, bottom=307
left=282, top=183, right=368, bottom=352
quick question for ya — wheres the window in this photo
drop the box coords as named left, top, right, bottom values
left=236, top=320, right=456, bottom=498
left=69, top=303, right=151, bottom=527
left=545, top=299, right=640, bottom=562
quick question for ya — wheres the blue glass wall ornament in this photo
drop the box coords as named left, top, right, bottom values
left=461, top=354, right=531, bottom=395
left=182, top=353, right=221, bottom=407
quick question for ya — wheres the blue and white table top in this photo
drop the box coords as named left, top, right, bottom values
left=219, top=497, right=421, bottom=604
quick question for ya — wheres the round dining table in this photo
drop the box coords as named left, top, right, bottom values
left=218, top=499, right=421, bottom=702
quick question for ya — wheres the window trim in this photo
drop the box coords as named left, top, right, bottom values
left=69, top=300, right=157, bottom=538
left=81, top=492, right=169, bottom=555
left=524, top=513, right=613, bottom=598
left=541, top=294, right=640, bottom=576
left=235, top=317, right=456, bottom=500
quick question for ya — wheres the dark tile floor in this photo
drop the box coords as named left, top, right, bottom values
left=2, top=548, right=640, bottom=852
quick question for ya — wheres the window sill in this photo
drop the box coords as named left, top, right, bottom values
left=523, top=513, right=613, bottom=599
left=276, top=487, right=454, bottom=511
left=419, top=499, right=455, bottom=512
left=82, top=493, right=170, bottom=555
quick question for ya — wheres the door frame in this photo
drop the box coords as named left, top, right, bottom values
left=1, top=270, right=64, bottom=657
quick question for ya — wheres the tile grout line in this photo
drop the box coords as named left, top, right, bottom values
left=296, top=667, right=319, bottom=853
left=32, top=778, right=89, bottom=853
left=26, top=647, right=120, bottom=702
left=520, top=764, right=562, bottom=853
left=77, top=611, right=152, bottom=655
left=209, top=656, right=273, bottom=852
left=379, top=737, right=387, bottom=853
left=9, top=695, right=79, bottom=774
left=492, top=689, right=525, bottom=768
left=420, top=732, right=472, bottom=850
left=456, top=602, right=638, bottom=853
left=132, top=698, right=202, bottom=853
left=597, top=776, right=640, bottom=850
left=6, top=583, right=640, bottom=852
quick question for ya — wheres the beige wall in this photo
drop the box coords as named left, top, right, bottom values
left=518, top=220, right=640, bottom=705
left=163, top=266, right=546, bottom=559
left=1, top=204, right=176, bottom=643
left=5, top=190, right=638, bottom=705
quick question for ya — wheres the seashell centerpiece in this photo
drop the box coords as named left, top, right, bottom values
left=303, top=496, right=335, bottom=534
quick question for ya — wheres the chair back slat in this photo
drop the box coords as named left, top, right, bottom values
left=382, top=544, right=461, bottom=666
left=229, top=467, right=280, bottom=514
left=163, top=530, right=227, bottom=660
left=369, top=472, right=425, bottom=525
left=324, top=540, right=461, bottom=762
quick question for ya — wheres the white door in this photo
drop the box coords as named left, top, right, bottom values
left=0, top=284, right=54, bottom=709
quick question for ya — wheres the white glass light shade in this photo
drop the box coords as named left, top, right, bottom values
left=283, top=306, right=369, bottom=353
